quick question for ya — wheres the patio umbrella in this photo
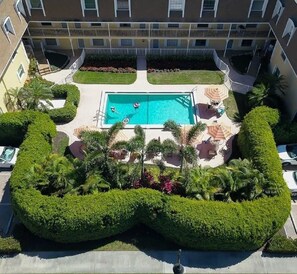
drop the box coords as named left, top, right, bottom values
left=207, top=123, right=232, bottom=141
left=204, top=87, right=228, bottom=102
left=73, top=125, right=101, bottom=138
left=110, top=130, right=129, bottom=146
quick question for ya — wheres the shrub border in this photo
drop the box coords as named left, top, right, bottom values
left=1, top=106, right=291, bottom=250
left=47, top=84, right=80, bottom=124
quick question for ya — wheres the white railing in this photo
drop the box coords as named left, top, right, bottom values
left=212, top=49, right=253, bottom=94
left=64, top=49, right=86, bottom=83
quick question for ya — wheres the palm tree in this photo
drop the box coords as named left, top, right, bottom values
left=21, top=80, right=54, bottom=110
left=80, top=122, right=124, bottom=186
left=26, top=154, right=76, bottom=196
left=182, top=166, right=217, bottom=200
left=4, top=87, right=25, bottom=111
left=247, top=74, right=287, bottom=109
left=163, top=120, right=206, bottom=173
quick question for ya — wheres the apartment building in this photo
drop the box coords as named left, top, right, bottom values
left=0, top=0, right=29, bottom=112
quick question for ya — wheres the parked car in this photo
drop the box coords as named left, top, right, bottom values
left=283, top=171, right=297, bottom=195
left=277, top=144, right=297, bottom=166
left=0, top=146, right=19, bottom=169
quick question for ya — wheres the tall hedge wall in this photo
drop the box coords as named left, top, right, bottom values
left=47, top=84, right=80, bottom=124
left=4, top=106, right=291, bottom=250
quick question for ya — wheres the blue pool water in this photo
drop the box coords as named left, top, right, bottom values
left=104, top=93, right=195, bottom=125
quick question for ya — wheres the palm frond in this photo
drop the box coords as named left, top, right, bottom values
left=164, top=120, right=181, bottom=143
left=186, top=122, right=206, bottom=145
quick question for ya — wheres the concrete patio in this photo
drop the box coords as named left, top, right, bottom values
left=44, top=56, right=240, bottom=168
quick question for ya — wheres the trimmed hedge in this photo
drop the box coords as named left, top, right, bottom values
left=4, top=106, right=291, bottom=250
left=0, top=237, right=21, bottom=254
left=266, top=234, right=297, bottom=254
left=47, top=84, right=80, bottom=124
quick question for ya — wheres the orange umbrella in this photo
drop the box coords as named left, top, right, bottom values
left=73, top=125, right=100, bottom=138
left=207, top=123, right=232, bottom=141
left=204, top=87, right=228, bottom=102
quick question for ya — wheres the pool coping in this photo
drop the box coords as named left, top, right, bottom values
left=98, top=90, right=200, bottom=129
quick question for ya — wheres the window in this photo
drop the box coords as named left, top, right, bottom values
left=251, top=0, right=264, bottom=11
left=152, top=24, right=159, bottom=29
left=169, top=0, right=184, bottom=10
left=2, top=17, right=15, bottom=35
left=29, top=0, right=42, bottom=9
left=195, top=39, right=206, bottom=47
left=168, top=24, right=179, bottom=28
left=121, top=39, right=132, bottom=46
left=120, top=23, right=131, bottom=27
left=84, top=0, right=96, bottom=9
left=75, top=22, right=81, bottom=28
left=200, top=0, right=219, bottom=17
left=272, top=0, right=284, bottom=24
left=282, top=18, right=296, bottom=45
left=78, top=39, right=85, bottom=48
left=15, top=0, right=26, bottom=17
left=92, top=39, right=104, bottom=46
left=45, top=38, right=58, bottom=46
left=197, top=24, right=209, bottom=28
left=17, top=64, right=25, bottom=80
left=91, top=23, right=101, bottom=27
left=166, top=39, right=178, bottom=47
left=248, top=0, right=268, bottom=17
left=41, top=22, right=52, bottom=26
left=117, top=0, right=129, bottom=10
left=139, top=24, right=146, bottom=29
left=61, top=22, right=67, bottom=28
left=241, top=39, right=253, bottom=47
left=281, top=51, right=286, bottom=61
left=81, top=0, right=99, bottom=17
left=203, top=0, right=216, bottom=10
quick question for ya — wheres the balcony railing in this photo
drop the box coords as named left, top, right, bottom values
left=25, top=27, right=270, bottom=39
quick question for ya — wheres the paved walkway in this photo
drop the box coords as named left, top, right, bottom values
left=1, top=250, right=297, bottom=273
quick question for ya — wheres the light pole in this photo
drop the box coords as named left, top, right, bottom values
left=173, top=249, right=184, bottom=274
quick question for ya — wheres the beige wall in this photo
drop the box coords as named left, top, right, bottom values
left=270, top=41, right=297, bottom=119
left=0, top=42, right=29, bottom=112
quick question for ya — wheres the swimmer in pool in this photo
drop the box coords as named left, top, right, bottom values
left=111, top=106, right=116, bottom=112
left=133, top=102, right=140, bottom=109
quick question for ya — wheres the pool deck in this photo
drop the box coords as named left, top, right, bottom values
left=44, top=56, right=240, bottom=168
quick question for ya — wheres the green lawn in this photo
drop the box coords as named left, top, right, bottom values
left=73, top=71, right=137, bottom=84
left=224, top=90, right=249, bottom=122
left=147, top=70, right=224, bottom=85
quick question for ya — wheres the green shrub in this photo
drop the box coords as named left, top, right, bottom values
left=0, top=237, right=21, bottom=254
left=266, top=234, right=297, bottom=253
left=28, top=58, right=39, bottom=77
left=4, top=107, right=291, bottom=250
left=48, top=84, right=80, bottom=123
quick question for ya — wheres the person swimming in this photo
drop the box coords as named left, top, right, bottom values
left=111, top=106, right=116, bottom=112
left=133, top=102, right=140, bottom=109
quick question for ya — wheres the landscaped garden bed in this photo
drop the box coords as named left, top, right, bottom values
left=0, top=105, right=290, bottom=250
left=147, top=55, right=224, bottom=84
left=73, top=55, right=137, bottom=84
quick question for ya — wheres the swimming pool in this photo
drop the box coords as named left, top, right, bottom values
left=103, top=93, right=195, bottom=126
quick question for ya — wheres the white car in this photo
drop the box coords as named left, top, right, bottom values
left=277, top=144, right=297, bottom=166
left=283, top=171, right=297, bottom=194
left=0, top=146, right=19, bottom=169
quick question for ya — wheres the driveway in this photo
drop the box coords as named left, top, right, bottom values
left=0, top=171, right=13, bottom=236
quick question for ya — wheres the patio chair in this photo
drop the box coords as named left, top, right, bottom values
left=208, top=149, right=217, bottom=159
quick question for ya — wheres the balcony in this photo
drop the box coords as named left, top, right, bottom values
left=25, top=27, right=270, bottom=39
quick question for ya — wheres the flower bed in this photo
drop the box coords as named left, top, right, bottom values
left=80, top=55, right=137, bottom=73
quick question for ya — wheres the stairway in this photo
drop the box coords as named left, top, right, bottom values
left=34, top=50, right=51, bottom=75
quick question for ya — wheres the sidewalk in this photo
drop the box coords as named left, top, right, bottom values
left=1, top=250, right=297, bottom=273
